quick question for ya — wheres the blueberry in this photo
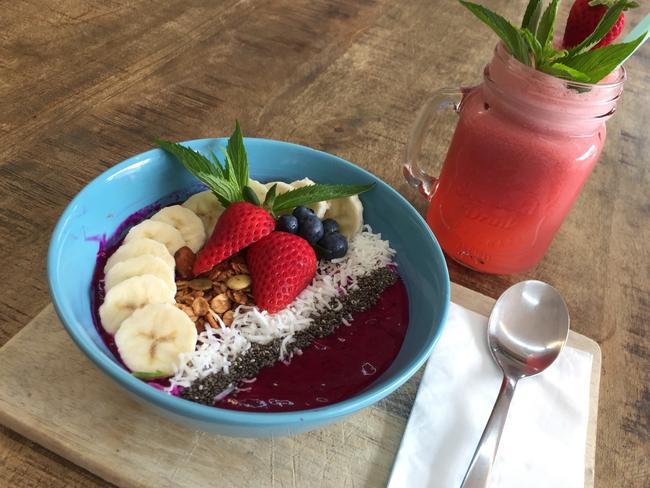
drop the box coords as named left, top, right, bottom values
left=321, top=219, right=339, bottom=235
left=293, top=206, right=314, bottom=221
left=317, top=232, right=348, bottom=260
left=297, top=214, right=324, bottom=244
left=276, top=214, right=299, bottom=234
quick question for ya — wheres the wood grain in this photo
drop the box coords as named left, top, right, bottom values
left=1, top=0, right=648, bottom=486
left=0, top=286, right=601, bottom=488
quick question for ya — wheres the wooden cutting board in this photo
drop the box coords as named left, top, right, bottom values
left=0, top=283, right=601, bottom=488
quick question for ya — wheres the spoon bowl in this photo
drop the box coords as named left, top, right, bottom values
left=488, top=280, right=570, bottom=378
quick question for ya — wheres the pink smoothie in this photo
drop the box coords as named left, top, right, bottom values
left=426, top=45, right=624, bottom=274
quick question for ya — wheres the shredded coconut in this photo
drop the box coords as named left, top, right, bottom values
left=167, top=226, right=395, bottom=392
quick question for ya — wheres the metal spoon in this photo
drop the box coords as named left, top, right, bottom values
left=460, top=280, right=570, bottom=488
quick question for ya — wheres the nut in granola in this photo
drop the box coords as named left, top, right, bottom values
left=227, top=274, right=252, bottom=291
left=222, top=310, right=235, bottom=326
left=192, top=296, right=210, bottom=316
left=210, top=293, right=231, bottom=314
left=174, top=246, right=196, bottom=280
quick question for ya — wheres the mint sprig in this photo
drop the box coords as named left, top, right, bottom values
left=157, top=123, right=375, bottom=215
left=273, top=183, right=374, bottom=212
left=459, top=0, right=646, bottom=84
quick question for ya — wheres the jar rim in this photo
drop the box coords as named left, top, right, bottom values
left=493, top=43, right=627, bottom=90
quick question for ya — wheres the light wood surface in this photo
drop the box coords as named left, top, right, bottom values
left=0, top=285, right=601, bottom=488
left=1, top=1, right=648, bottom=486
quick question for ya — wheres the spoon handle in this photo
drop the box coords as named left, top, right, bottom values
left=460, top=375, right=518, bottom=488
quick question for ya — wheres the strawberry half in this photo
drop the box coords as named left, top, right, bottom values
left=193, top=202, right=275, bottom=275
left=246, top=231, right=317, bottom=313
left=563, top=0, right=631, bottom=49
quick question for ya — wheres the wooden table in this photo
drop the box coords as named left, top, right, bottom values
left=1, top=1, right=648, bottom=486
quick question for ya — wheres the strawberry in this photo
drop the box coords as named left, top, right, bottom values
left=246, top=232, right=317, bottom=313
left=193, top=202, right=274, bottom=275
left=562, top=0, right=632, bottom=49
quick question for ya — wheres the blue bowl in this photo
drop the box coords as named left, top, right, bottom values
left=48, top=138, right=449, bottom=437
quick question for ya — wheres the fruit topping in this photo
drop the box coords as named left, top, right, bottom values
left=563, top=0, right=634, bottom=49
left=99, top=274, right=175, bottom=334
left=276, top=214, right=299, bottom=234
left=157, top=122, right=373, bottom=277
left=115, top=303, right=197, bottom=375
left=459, top=0, right=645, bottom=84
left=105, top=255, right=176, bottom=295
left=297, top=212, right=325, bottom=245
left=151, top=205, right=206, bottom=253
left=292, top=205, right=314, bottom=220
left=246, top=231, right=317, bottom=313
left=104, top=238, right=175, bottom=273
left=193, top=201, right=276, bottom=275
left=125, top=220, right=186, bottom=255
left=321, top=218, right=340, bottom=235
left=316, top=232, right=349, bottom=260
left=182, top=190, right=224, bottom=236
left=323, top=195, right=364, bottom=239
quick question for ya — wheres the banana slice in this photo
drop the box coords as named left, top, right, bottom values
left=99, top=275, right=175, bottom=334
left=151, top=205, right=206, bottom=253
left=124, top=220, right=186, bottom=255
left=182, top=191, right=224, bottom=236
left=290, top=178, right=330, bottom=218
left=265, top=181, right=294, bottom=195
left=323, top=195, right=364, bottom=239
left=247, top=179, right=268, bottom=204
left=115, top=303, right=197, bottom=375
left=105, top=255, right=176, bottom=295
left=105, top=238, right=174, bottom=274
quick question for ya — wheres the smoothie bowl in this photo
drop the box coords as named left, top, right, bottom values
left=48, top=127, right=449, bottom=437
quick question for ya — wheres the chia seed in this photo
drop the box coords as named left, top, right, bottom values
left=181, top=267, right=398, bottom=405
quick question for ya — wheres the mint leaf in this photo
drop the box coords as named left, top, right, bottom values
left=459, top=1, right=531, bottom=65
left=521, top=0, right=543, bottom=34
left=133, top=370, right=168, bottom=380
left=273, top=183, right=374, bottom=213
left=263, top=183, right=278, bottom=211
left=227, top=120, right=249, bottom=191
left=242, top=185, right=260, bottom=206
left=562, top=34, right=646, bottom=82
left=536, top=0, right=560, bottom=49
left=569, top=0, right=628, bottom=54
left=157, top=140, right=238, bottom=207
left=541, top=62, right=591, bottom=82
left=521, top=28, right=544, bottom=63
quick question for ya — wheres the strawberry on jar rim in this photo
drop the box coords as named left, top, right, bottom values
left=563, top=0, right=638, bottom=49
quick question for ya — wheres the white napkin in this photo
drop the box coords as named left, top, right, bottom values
left=388, top=303, right=593, bottom=488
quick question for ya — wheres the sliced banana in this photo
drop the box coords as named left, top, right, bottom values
left=105, top=255, right=176, bottom=295
left=247, top=179, right=268, bottom=204
left=290, top=177, right=330, bottom=218
left=124, top=220, right=186, bottom=255
left=151, top=205, right=206, bottom=253
left=99, top=275, right=175, bottom=334
left=265, top=181, right=294, bottom=195
left=115, top=303, right=197, bottom=375
left=182, top=191, right=224, bottom=236
left=324, top=195, right=364, bottom=239
left=105, top=238, right=174, bottom=274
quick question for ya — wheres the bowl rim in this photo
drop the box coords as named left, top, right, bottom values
left=47, top=137, right=450, bottom=426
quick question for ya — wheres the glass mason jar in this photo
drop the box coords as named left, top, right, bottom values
left=404, top=43, right=626, bottom=275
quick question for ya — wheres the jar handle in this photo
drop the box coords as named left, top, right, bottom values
left=404, top=88, right=468, bottom=201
